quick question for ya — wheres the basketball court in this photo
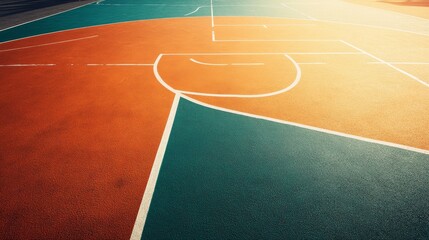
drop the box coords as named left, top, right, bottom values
left=0, top=0, right=428, bottom=239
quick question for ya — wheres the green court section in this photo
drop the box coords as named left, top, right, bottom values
left=0, top=0, right=306, bottom=42
left=142, top=98, right=429, bottom=239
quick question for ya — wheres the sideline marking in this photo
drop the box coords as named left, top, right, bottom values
left=154, top=53, right=302, bottom=98
left=281, top=3, right=317, bottom=20
left=0, top=64, right=55, bottom=67
left=181, top=95, right=429, bottom=155
left=0, top=1, right=95, bottom=32
left=0, top=35, right=98, bottom=52
left=214, top=39, right=344, bottom=42
left=190, top=58, right=264, bottom=66
left=129, top=94, right=181, bottom=240
left=216, top=23, right=316, bottom=27
left=368, top=62, right=429, bottom=65
left=210, top=0, right=215, bottom=28
left=297, top=62, right=326, bottom=65
left=86, top=63, right=153, bottom=66
left=341, top=40, right=429, bottom=87
left=160, top=52, right=360, bottom=55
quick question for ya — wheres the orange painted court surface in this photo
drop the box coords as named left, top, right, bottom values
left=1, top=1, right=429, bottom=239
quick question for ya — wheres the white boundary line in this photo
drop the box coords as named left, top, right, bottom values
left=0, top=1, right=96, bottom=32
left=153, top=53, right=302, bottom=98
left=86, top=63, right=153, bottom=66
left=281, top=3, right=317, bottom=20
left=180, top=95, right=429, bottom=155
left=0, top=35, right=98, bottom=52
left=297, top=62, right=326, bottom=65
left=153, top=52, right=358, bottom=56
left=341, top=40, right=429, bottom=87
left=213, top=39, right=342, bottom=42
left=0, top=64, right=55, bottom=67
left=368, top=62, right=429, bottom=65
left=129, top=94, right=180, bottom=240
left=210, top=0, right=215, bottom=28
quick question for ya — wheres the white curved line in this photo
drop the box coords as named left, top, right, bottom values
left=190, top=58, right=228, bottom=66
left=180, top=94, right=429, bottom=155
left=154, top=53, right=302, bottom=98
left=153, top=54, right=180, bottom=95
left=190, top=58, right=264, bottom=66
left=0, top=35, right=98, bottom=52
left=185, top=6, right=205, bottom=16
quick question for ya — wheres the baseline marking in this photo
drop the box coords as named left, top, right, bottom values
left=181, top=95, right=429, bottom=155
left=129, top=94, right=181, bottom=240
left=341, top=40, right=429, bottom=87
left=0, top=35, right=98, bottom=52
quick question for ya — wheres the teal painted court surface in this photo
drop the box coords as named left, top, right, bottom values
left=0, top=0, right=304, bottom=42
left=142, top=98, right=429, bottom=239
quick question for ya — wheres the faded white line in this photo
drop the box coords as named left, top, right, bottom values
left=129, top=94, right=180, bottom=240
left=297, top=62, right=326, bottom=65
left=341, top=40, right=429, bottom=87
left=0, top=64, right=55, bottom=67
left=181, top=95, right=429, bottom=155
left=281, top=3, right=317, bottom=20
left=162, top=52, right=358, bottom=56
left=86, top=63, right=153, bottom=66
left=215, top=23, right=315, bottom=27
left=212, top=30, right=216, bottom=42
left=0, top=35, right=98, bottom=52
left=368, top=62, right=429, bottom=65
left=214, top=39, right=343, bottom=42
